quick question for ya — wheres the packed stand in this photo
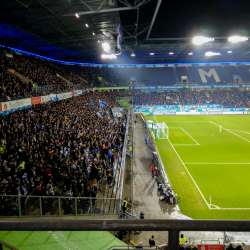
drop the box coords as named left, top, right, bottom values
left=136, top=91, right=181, bottom=105
left=193, top=89, right=247, bottom=107
left=0, top=91, right=126, bottom=216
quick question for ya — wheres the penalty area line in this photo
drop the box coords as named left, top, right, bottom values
left=184, top=162, right=250, bottom=164
left=210, top=121, right=250, bottom=144
left=173, top=144, right=199, bottom=146
left=181, top=128, right=199, bottom=145
left=167, top=138, right=211, bottom=209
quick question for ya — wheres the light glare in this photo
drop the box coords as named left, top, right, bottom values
left=150, top=52, right=154, bottom=55
left=193, top=36, right=214, bottom=45
left=227, top=51, right=232, bottom=53
left=102, top=43, right=110, bottom=52
left=85, top=23, right=89, bottom=27
left=169, top=52, right=174, bottom=55
left=205, top=51, right=221, bottom=56
left=101, top=54, right=116, bottom=59
left=228, top=36, right=248, bottom=43
left=131, top=53, right=136, bottom=57
left=75, top=13, right=79, bottom=18
left=188, top=52, right=193, bottom=55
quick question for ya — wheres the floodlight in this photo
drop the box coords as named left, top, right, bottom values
left=102, top=43, right=110, bottom=52
left=150, top=52, right=154, bottom=55
left=92, top=32, right=95, bottom=36
left=85, top=23, right=89, bottom=27
left=192, top=36, right=214, bottom=45
left=101, top=54, right=116, bottom=59
left=98, top=40, right=100, bottom=43
left=205, top=51, right=221, bottom=56
left=131, top=53, right=136, bottom=57
left=75, top=13, right=79, bottom=18
left=227, top=51, right=232, bottom=53
left=188, top=52, right=193, bottom=55
left=169, top=52, right=174, bottom=55
left=228, top=36, right=248, bottom=43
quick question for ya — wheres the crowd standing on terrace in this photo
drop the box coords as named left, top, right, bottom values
left=135, top=90, right=250, bottom=107
left=0, top=92, right=126, bottom=215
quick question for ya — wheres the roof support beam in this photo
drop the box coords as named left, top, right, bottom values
left=1, top=219, right=250, bottom=231
left=146, top=0, right=162, bottom=40
left=62, top=0, right=152, bottom=16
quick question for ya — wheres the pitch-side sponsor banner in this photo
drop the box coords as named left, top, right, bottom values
left=176, top=111, right=244, bottom=115
left=57, top=92, right=72, bottom=100
left=96, top=87, right=129, bottom=90
left=129, top=85, right=250, bottom=90
left=153, top=111, right=176, bottom=115
left=1, top=99, right=31, bottom=111
left=41, top=95, right=51, bottom=103
left=31, top=97, right=41, bottom=104
left=72, top=90, right=83, bottom=96
left=133, top=105, right=222, bottom=109
left=197, top=245, right=223, bottom=250
left=0, top=103, right=2, bottom=112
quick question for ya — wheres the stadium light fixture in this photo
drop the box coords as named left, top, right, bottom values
left=98, top=40, right=100, bottom=43
left=75, top=13, right=79, bottom=18
left=228, top=36, right=248, bottom=43
left=85, top=23, right=89, bottom=28
left=169, top=52, right=174, bottom=55
left=150, top=52, right=154, bottom=55
left=92, top=32, right=95, bottom=36
left=131, top=53, right=136, bottom=57
left=227, top=51, right=232, bottom=53
left=205, top=51, right=221, bottom=56
left=188, top=52, right=193, bottom=55
left=193, top=36, right=214, bottom=45
left=101, top=54, right=116, bottom=59
left=102, top=43, right=110, bottom=52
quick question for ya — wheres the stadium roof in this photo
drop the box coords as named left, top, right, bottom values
left=1, top=0, right=250, bottom=63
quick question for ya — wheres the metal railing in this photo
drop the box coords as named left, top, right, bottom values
left=0, top=195, right=119, bottom=217
left=144, top=115, right=169, bottom=185
left=0, top=240, right=18, bottom=250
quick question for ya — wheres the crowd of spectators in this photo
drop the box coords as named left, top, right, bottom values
left=183, top=92, right=194, bottom=105
left=136, top=91, right=181, bottom=106
left=133, top=89, right=250, bottom=107
left=193, top=90, right=247, bottom=107
left=0, top=91, right=125, bottom=215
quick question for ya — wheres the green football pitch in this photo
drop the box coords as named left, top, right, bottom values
left=0, top=231, right=126, bottom=250
left=146, top=115, right=250, bottom=220
left=118, top=100, right=131, bottom=107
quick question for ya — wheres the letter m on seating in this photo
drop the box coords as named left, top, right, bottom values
left=198, top=69, right=221, bottom=83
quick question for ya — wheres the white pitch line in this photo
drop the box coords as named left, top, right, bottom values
left=185, top=163, right=250, bottom=164
left=228, top=129, right=250, bottom=135
left=167, top=138, right=211, bottom=209
left=210, top=121, right=250, bottom=143
left=161, top=121, right=209, bottom=123
left=181, top=128, right=199, bottom=145
left=173, top=144, right=199, bottom=146
left=212, top=208, right=250, bottom=210
left=153, top=116, right=159, bottom=123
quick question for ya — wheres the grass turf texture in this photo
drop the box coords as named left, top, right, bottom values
left=0, top=231, right=126, bottom=250
left=146, top=115, right=250, bottom=220
left=118, top=100, right=131, bottom=106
